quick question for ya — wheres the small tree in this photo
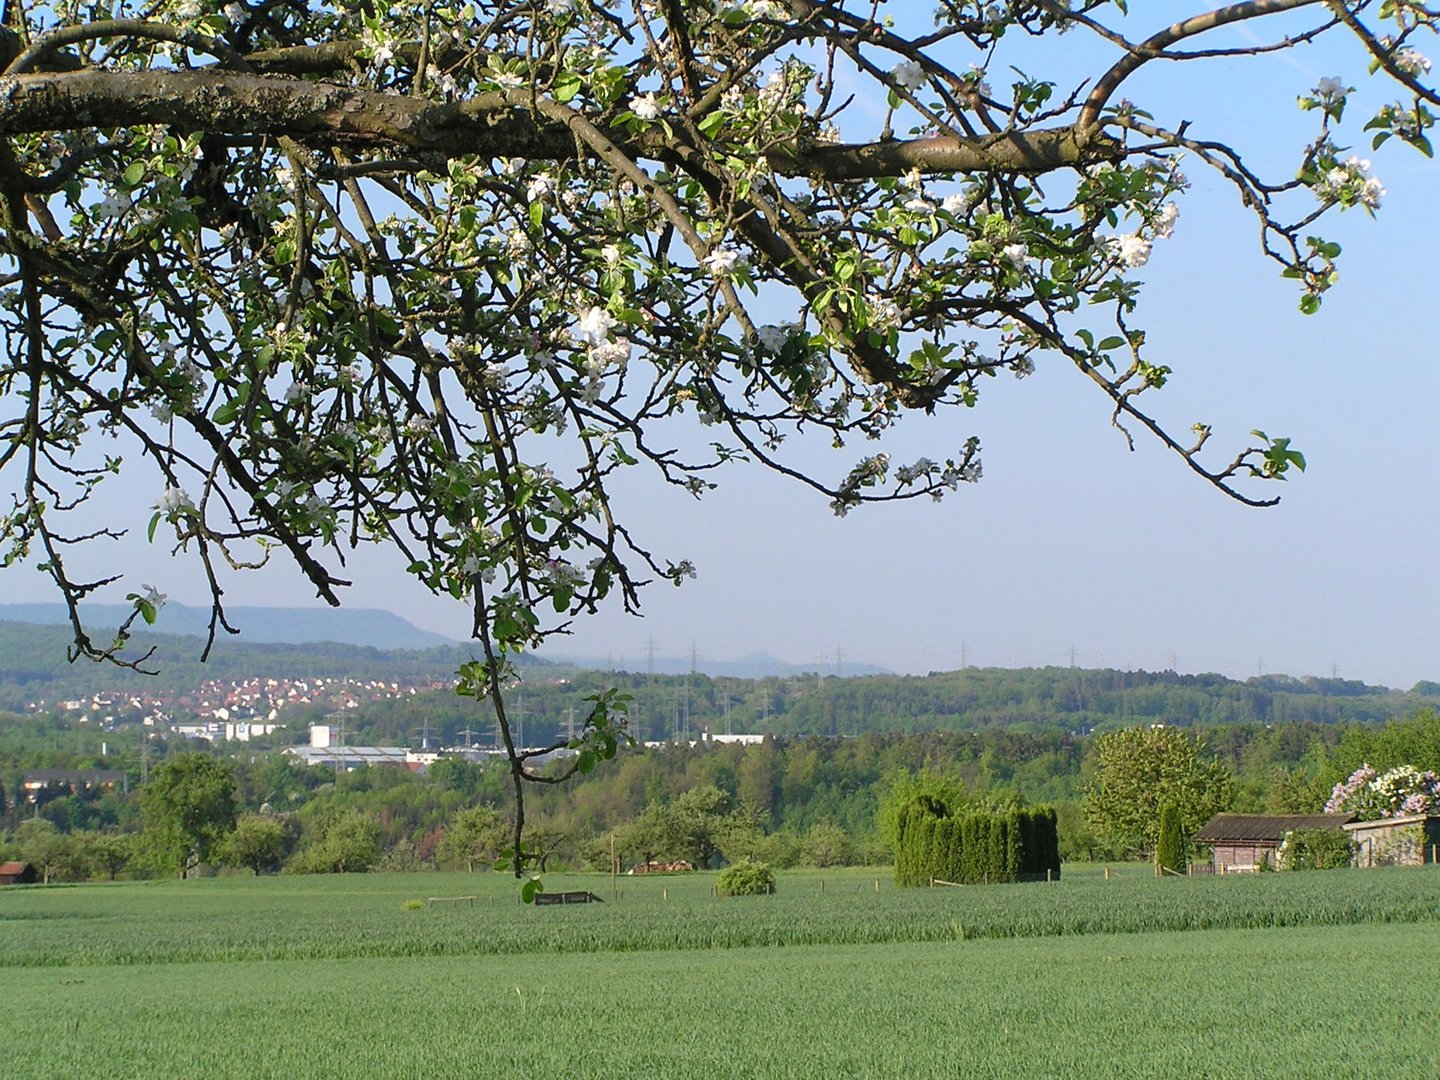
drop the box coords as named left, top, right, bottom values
left=14, top=819, right=75, bottom=884
left=799, top=820, right=853, bottom=869
left=218, top=814, right=292, bottom=875
left=78, top=831, right=133, bottom=881
left=288, top=811, right=381, bottom=875
left=437, top=806, right=506, bottom=872
left=1155, top=803, right=1185, bottom=875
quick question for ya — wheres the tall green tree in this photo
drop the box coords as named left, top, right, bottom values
left=1155, top=803, right=1185, bottom=875
left=1084, top=728, right=1233, bottom=860
left=140, top=753, right=237, bottom=878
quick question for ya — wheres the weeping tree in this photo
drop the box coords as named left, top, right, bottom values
left=1, top=0, right=1434, bottom=885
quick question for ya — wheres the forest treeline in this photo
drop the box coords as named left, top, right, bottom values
left=301, top=664, right=1440, bottom=748
left=6, top=704, right=1440, bottom=880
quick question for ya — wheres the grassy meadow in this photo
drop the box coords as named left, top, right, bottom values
left=3, top=866, right=1439, bottom=1078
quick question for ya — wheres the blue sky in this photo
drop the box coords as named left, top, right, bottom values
left=7, top=8, right=1439, bottom=688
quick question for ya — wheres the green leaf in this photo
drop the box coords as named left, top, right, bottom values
left=1298, top=293, right=1321, bottom=315
left=552, top=72, right=583, bottom=103
left=697, top=110, right=726, bottom=138
left=147, top=512, right=162, bottom=543
left=1097, top=336, right=1125, bottom=351
left=122, top=161, right=145, bottom=187
left=521, top=877, right=543, bottom=904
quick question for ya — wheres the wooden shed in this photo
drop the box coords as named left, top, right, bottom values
left=0, top=861, right=38, bottom=885
left=1344, top=815, right=1440, bottom=867
left=1193, top=813, right=1356, bottom=873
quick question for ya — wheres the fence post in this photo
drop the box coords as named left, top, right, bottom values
left=820, top=879, right=825, bottom=894
left=1046, top=868, right=1052, bottom=884
left=663, top=887, right=668, bottom=901
left=1104, top=867, right=1110, bottom=881
left=875, top=878, right=880, bottom=893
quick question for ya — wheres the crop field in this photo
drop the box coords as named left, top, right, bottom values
left=3, top=866, right=1439, bottom=1078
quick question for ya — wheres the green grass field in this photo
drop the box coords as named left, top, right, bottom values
left=3, top=866, right=1438, bottom=1078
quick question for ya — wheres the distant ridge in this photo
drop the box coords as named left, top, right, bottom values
left=0, top=602, right=458, bottom=651
left=542, top=649, right=892, bottom=680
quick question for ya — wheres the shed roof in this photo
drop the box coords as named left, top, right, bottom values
left=0, top=861, right=32, bottom=875
left=1344, top=814, right=1436, bottom=832
left=1194, top=813, right=1355, bottom=843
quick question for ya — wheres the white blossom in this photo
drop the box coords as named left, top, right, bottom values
left=494, top=71, right=526, bottom=90
left=223, top=2, right=247, bottom=23
left=942, top=192, right=970, bottom=215
left=600, top=243, right=622, bottom=265
left=526, top=173, right=555, bottom=202
left=405, top=415, right=434, bottom=436
left=891, top=60, right=926, bottom=91
left=867, top=294, right=903, bottom=330
left=1001, top=243, right=1029, bottom=271
left=1113, top=233, right=1152, bottom=268
left=756, top=323, right=799, bottom=351
left=589, top=338, right=632, bottom=372
left=576, top=306, right=617, bottom=343
left=1153, top=203, right=1180, bottom=240
left=547, top=0, right=576, bottom=14
left=703, top=247, right=741, bottom=275
left=1315, top=76, right=1346, bottom=103
left=479, top=362, right=510, bottom=390
left=904, top=196, right=936, bottom=215
left=94, top=191, right=132, bottom=221
left=1393, top=48, right=1431, bottom=76
left=285, top=381, right=310, bottom=404
left=155, top=485, right=195, bottom=515
left=140, top=584, right=167, bottom=612
left=630, top=93, right=661, bottom=121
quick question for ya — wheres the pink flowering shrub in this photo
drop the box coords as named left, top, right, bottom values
left=1325, top=764, right=1440, bottom=819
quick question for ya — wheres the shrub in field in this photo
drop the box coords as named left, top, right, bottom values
left=717, top=859, right=775, bottom=897
left=1279, top=828, right=1357, bottom=871
left=286, top=811, right=381, bottom=874
left=894, top=798, right=1059, bottom=886
left=1155, top=804, right=1186, bottom=875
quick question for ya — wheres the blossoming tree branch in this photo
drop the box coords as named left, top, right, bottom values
left=0, top=0, right=1433, bottom=875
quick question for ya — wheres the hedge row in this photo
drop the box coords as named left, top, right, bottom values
left=895, top=797, right=1060, bottom=887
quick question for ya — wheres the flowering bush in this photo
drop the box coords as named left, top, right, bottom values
left=1324, top=764, right=1440, bottom=819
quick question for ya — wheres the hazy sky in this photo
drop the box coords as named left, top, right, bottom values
left=7, top=10, right=1439, bottom=689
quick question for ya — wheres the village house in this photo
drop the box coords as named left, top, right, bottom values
left=21, top=769, right=129, bottom=802
left=1193, top=813, right=1356, bottom=872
